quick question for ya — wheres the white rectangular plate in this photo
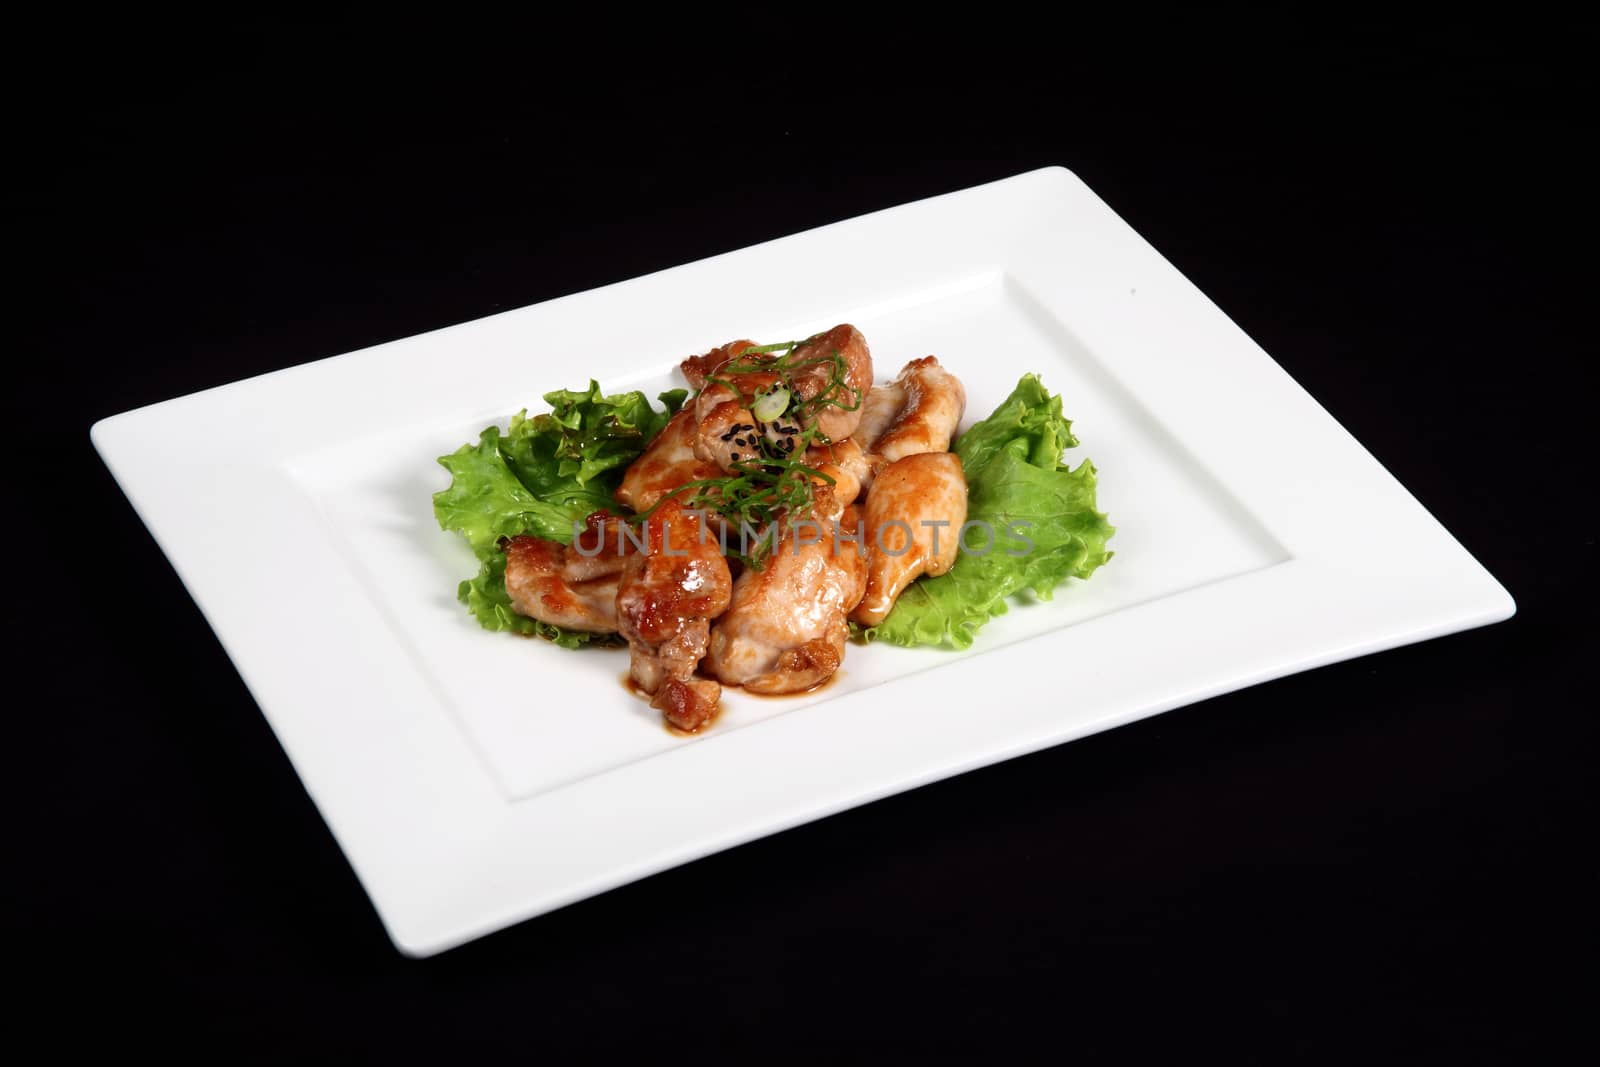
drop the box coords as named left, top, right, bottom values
left=92, top=168, right=1513, bottom=956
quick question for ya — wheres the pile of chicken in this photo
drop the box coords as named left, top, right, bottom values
left=499, top=325, right=968, bottom=732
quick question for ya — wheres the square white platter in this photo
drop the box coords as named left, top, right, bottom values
left=92, top=168, right=1513, bottom=956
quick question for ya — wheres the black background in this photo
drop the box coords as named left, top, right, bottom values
left=19, top=19, right=1593, bottom=1064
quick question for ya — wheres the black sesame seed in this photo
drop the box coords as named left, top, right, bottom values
left=731, top=452, right=741, bottom=460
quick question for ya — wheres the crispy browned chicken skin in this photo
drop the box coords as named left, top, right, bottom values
left=616, top=499, right=733, bottom=732
left=679, top=338, right=758, bottom=391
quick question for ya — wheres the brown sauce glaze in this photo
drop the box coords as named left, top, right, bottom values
left=724, top=669, right=843, bottom=699
left=663, top=712, right=720, bottom=738
left=624, top=671, right=841, bottom=736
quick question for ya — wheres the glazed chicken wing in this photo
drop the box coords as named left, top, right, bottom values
left=704, top=497, right=868, bottom=694
left=787, top=324, right=875, bottom=443
left=692, top=371, right=786, bottom=471
left=615, top=408, right=723, bottom=514
left=680, top=338, right=757, bottom=391
left=853, top=356, right=967, bottom=462
left=501, top=513, right=638, bottom=634
left=616, top=499, right=734, bottom=732
left=849, top=452, right=968, bottom=627
left=802, top=436, right=875, bottom=506
left=687, top=324, right=874, bottom=471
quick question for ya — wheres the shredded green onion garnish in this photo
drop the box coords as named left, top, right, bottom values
left=634, top=335, right=863, bottom=567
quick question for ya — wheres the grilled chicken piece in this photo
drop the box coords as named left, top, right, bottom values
left=852, top=385, right=902, bottom=456
left=688, top=325, right=874, bottom=471
left=615, top=408, right=724, bottom=514
left=680, top=338, right=757, bottom=391
left=693, top=377, right=785, bottom=472
left=853, top=356, right=967, bottom=462
left=802, top=436, right=876, bottom=506
left=849, top=452, right=968, bottom=627
left=704, top=498, right=869, bottom=694
left=616, top=499, right=733, bottom=732
left=501, top=513, right=638, bottom=633
left=786, top=324, right=875, bottom=443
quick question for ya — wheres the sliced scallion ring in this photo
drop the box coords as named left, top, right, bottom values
left=751, top=385, right=790, bottom=423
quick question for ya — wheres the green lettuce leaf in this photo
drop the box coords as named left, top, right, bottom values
left=503, top=381, right=687, bottom=493
left=434, top=382, right=683, bottom=643
left=457, top=555, right=621, bottom=648
left=950, top=372, right=1079, bottom=475
left=434, top=425, right=601, bottom=559
left=860, top=373, right=1115, bottom=649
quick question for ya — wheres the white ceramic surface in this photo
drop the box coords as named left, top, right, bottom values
left=91, top=168, right=1513, bottom=956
